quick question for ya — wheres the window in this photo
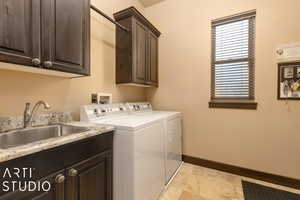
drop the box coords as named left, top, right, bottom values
left=210, top=10, right=257, bottom=109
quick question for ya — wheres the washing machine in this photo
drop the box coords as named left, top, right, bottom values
left=80, top=104, right=165, bottom=200
left=126, top=102, right=183, bottom=184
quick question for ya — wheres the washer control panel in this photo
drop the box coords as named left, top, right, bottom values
left=81, top=104, right=128, bottom=121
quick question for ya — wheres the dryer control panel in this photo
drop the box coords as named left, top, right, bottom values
left=126, top=102, right=152, bottom=113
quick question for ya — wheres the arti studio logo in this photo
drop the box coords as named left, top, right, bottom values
left=0, top=168, right=51, bottom=192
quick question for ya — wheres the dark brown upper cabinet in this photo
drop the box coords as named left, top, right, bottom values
left=0, top=0, right=90, bottom=77
left=0, top=0, right=40, bottom=67
left=147, top=31, right=159, bottom=86
left=134, top=21, right=148, bottom=84
left=114, top=7, right=161, bottom=87
left=41, top=0, right=90, bottom=75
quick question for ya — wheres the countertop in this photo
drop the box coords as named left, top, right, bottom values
left=0, top=122, right=114, bottom=163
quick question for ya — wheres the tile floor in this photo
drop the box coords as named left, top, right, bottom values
left=159, top=163, right=300, bottom=200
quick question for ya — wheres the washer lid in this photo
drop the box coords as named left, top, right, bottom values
left=92, top=115, right=163, bottom=131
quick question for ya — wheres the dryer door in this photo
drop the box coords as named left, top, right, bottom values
left=165, top=116, right=182, bottom=183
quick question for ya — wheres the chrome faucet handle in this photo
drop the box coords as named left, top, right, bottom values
left=44, top=102, right=51, bottom=109
left=24, top=103, right=31, bottom=128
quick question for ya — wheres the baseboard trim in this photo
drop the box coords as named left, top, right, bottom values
left=182, top=155, right=300, bottom=190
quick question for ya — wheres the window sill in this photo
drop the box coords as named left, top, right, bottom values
left=209, top=101, right=257, bottom=110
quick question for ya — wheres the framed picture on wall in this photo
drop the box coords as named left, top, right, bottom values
left=278, top=62, right=300, bottom=100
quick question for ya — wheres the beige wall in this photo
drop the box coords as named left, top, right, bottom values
left=1, top=0, right=299, bottom=180
left=0, top=0, right=146, bottom=119
left=145, top=0, right=300, bottom=179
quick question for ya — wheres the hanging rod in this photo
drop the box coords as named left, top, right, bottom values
left=90, top=5, right=129, bottom=32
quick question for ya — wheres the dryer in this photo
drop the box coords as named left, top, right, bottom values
left=80, top=104, right=165, bottom=200
left=126, top=102, right=183, bottom=184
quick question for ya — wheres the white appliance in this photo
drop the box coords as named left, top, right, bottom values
left=126, top=102, right=183, bottom=184
left=80, top=104, right=165, bottom=200
left=277, top=43, right=300, bottom=63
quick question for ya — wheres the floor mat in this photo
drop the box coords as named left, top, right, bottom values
left=242, top=181, right=300, bottom=200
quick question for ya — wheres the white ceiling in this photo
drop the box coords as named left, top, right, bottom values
left=139, top=0, right=165, bottom=7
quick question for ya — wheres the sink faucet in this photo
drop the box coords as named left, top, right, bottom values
left=24, top=101, right=51, bottom=128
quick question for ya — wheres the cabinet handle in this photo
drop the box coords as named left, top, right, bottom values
left=55, top=174, right=65, bottom=200
left=44, top=61, right=53, bottom=68
left=55, top=174, right=66, bottom=184
left=68, top=169, right=78, bottom=177
left=32, top=58, right=41, bottom=66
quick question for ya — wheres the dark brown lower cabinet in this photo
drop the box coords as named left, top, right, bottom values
left=66, top=152, right=112, bottom=200
left=0, top=170, right=65, bottom=200
left=0, top=132, right=113, bottom=200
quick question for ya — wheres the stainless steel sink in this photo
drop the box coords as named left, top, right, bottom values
left=0, top=124, right=90, bottom=149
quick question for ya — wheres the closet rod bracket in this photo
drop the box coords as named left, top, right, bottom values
left=90, top=5, right=130, bottom=32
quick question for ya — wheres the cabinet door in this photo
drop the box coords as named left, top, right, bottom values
left=41, top=0, right=90, bottom=75
left=66, top=151, right=112, bottom=200
left=0, top=0, right=41, bottom=67
left=147, top=32, right=159, bottom=86
left=1, top=170, right=66, bottom=200
left=133, top=20, right=148, bottom=84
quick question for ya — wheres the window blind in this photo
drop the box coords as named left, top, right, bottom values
left=211, top=11, right=256, bottom=100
